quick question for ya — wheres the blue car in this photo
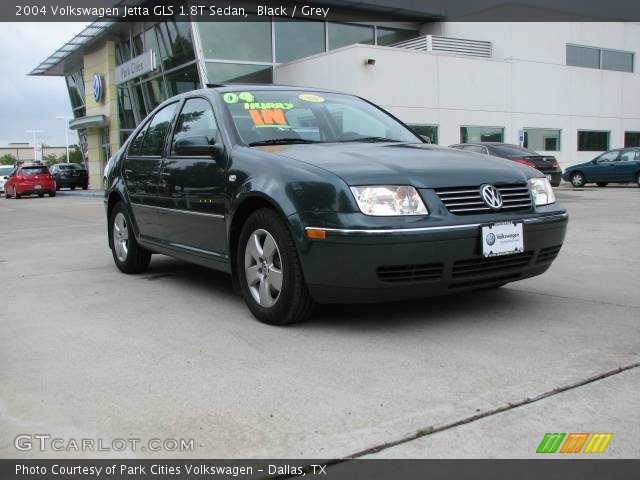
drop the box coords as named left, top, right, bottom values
left=563, top=148, right=640, bottom=187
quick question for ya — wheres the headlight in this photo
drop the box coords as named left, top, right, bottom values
left=350, top=185, right=429, bottom=216
left=528, top=177, right=556, bottom=206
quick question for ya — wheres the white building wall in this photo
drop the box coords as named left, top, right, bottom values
left=275, top=22, right=640, bottom=169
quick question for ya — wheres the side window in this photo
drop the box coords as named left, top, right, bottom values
left=139, top=102, right=178, bottom=156
left=620, top=150, right=637, bottom=162
left=128, top=123, right=149, bottom=157
left=597, top=151, right=619, bottom=163
left=171, top=98, right=218, bottom=155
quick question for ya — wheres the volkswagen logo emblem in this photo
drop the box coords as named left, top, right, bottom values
left=92, top=73, right=103, bottom=103
left=480, top=184, right=503, bottom=209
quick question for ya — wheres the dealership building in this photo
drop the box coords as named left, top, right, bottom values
left=30, top=2, right=640, bottom=188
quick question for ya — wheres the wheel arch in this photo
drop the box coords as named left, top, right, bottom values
left=106, top=191, right=125, bottom=249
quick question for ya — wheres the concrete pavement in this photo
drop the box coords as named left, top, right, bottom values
left=0, top=185, right=638, bottom=459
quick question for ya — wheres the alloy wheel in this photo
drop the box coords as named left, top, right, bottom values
left=244, top=229, right=283, bottom=308
left=112, top=212, right=129, bottom=262
left=571, top=173, right=584, bottom=187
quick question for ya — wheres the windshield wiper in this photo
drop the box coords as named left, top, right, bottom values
left=248, top=138, right=321, bottom=147
left=339, top=136, right=400, bottom=143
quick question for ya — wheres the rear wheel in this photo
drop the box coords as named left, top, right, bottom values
left=596, top=182, right=608, bottom=187
left=109, top=202, right=151, bottom=274
left=71, top=185, right=76, bottom=190
left=570, top=172, right=586, bottom=188
left=49, top=191, right=56, bottom=197
left=237, top=208, right=314, bottom=325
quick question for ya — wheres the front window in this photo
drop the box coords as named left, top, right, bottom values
left=221, top=90, right=421, bottom=146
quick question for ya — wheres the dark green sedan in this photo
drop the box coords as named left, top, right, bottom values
left=104, top=85, right=568, bottom=325
left=562, top=148, right=640, bottom=187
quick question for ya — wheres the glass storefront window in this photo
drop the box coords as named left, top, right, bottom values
left=165, top=64, right=200, bottom=96
left=409, top=124, right=438, bottom=144
left=205, top=62, right=272, bottom=84
left=523, top=128, right=561, bottom=151
left=141, top=76, right=167, bottom=113
left=156, top=19, right=195, bottom=70
left=625, top=131, right=640, bottom=147
left=117, top=87, right=136, bottom=130
left=65, top=70, right=85, bottom=110
left=460, top=126, right=504, bottom=143
left=133, top=34, right=144, bottom=56
left=274, top=20, right=325, bottom=63
left=328, top=23, right=374, bottom=50
left=376, top=27, right=419, bottom=46
left=199, top=18, right=272, bottom=62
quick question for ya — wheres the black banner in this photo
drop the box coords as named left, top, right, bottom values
left=2, top=460, right=640, bottom=480
left=3, top=0, right=640, bottom=22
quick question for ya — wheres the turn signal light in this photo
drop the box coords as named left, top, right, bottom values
left=306, top=229, right=326, bottom=240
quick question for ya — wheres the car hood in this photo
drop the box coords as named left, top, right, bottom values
left=256, top=142, right=537, bottom=189
left=565, top=160, right=592, bottom=171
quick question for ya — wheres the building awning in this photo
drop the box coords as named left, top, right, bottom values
left=69, top=115, right=109, bottom=130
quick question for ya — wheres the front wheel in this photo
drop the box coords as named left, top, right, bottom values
left=237, top=208, right=314, bottom=325
left=570, top=172, right=586, bottom=188
left=109, top=202, right=151, bottom=274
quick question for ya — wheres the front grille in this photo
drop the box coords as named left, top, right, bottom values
left=452, top=251, right=534, bottom=279
left=377, top=263, right=444, bottom=283
left=536, top=245, right=562, bottom=264
left=436, top=184, right=532, bottom=215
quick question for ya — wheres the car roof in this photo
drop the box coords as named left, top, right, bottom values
left=21, top=163, right=48, bottom=168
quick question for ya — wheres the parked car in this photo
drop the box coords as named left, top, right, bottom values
left=0, top=165, right=14, bottom=193
left=449, top=143, right=562, bottom=187
left=104, top=86, right=567, bottom=325
left=50, top=162, right=88, bottom=190
left=562, top=148, right=640, bottom=187
left=4, top=163, right=56, bottom=198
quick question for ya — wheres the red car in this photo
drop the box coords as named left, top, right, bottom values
left=4, top=164, right=56, bottom=198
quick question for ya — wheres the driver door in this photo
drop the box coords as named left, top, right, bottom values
left=156, top=97, right=227, bottom=257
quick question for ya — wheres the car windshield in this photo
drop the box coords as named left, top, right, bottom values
left=221, top=90, right=420, bottom=146
left=491, top=145, right=539, bottom=156
left=0, top=166, right=13, bottom=175
left=58, top=163, right=85, bottom=170
left=21, top=166, right=49, bottom=175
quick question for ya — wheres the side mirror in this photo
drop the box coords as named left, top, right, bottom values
left=592, top=159, right=598, bottom=164
left=174, top=136, right=218, bottom=157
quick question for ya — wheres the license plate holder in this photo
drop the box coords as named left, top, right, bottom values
left=34, top=184, right=42, bottom=190
left=481, top=221, right=524, bottom=257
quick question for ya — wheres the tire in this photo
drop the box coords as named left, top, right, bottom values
left=56, top=184, right=60, bottom=191
left=49, top=191, right=56, bottom=197
left=38, top=193, right=44, bottom=197
left=570, top=172, right=586, bottom=188
left=109, top=202, right=151, bottom=274
left=596, top=182, right=608, bottom=187
left=71, top=185, right=76, bottom=190
left=237, top=208, right=315, bottom=325
left=82, top=184, right=88, bottom=190
left=13, top=187, right=20, bottom=199
left=636, top=173, right=640, bottom=187
left=4, top=190, right=9, bottom=199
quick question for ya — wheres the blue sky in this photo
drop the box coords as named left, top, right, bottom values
left=0, top=23, right=88, bottom=147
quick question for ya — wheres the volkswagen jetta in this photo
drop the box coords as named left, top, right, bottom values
left=103, top=86, right=568, bottom=325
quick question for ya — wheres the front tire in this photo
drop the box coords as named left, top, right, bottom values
left=570, top=172, right=586, bottom=188
left=109, top=202, right=151, bottom=274
left=237, top=208, right=314, bottom=325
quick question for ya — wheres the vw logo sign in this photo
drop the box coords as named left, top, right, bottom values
left=92, top=73, right=103, bottom=103
left=480, top=184, right=503, bottom=210
left=486, top=232, right=496, bottom=246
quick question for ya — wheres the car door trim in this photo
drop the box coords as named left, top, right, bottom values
left=131, top=202, right=225, bottom=219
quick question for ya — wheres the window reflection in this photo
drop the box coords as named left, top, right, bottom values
left=205, top=63, right=272, bottom=84
left=199, top=17, right=272, bottom=62
left=275, top=20, right=325, bottom=63
left=328, top=23, right=374, bottom=50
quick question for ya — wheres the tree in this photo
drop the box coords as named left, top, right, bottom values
left=0, top=154, right=17, bottom=165
left=43, top=154, right=59, bottom=167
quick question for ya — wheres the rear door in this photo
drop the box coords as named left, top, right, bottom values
left=615, top=149, right=640, bottom=181
left=122, top=102, right=179, bottom=240
left=156, top=97, right=227, bottom=257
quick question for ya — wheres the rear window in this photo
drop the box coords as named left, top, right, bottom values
left=21, top=166, right=49, bottom=175
left=58, top=163, right=85, bottom=170
left=491, top=145, right=539, bottom=156
left=0, top=166, right=13, bottom=175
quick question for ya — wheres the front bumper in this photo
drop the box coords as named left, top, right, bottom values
left=299, top=212, right=568, bottom=304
